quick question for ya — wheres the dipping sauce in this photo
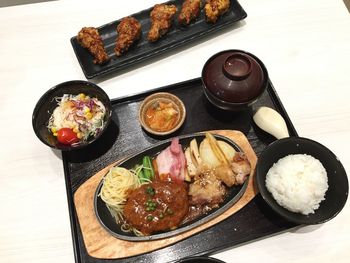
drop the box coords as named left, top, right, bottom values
left=145, top=100, right=179, bottom=132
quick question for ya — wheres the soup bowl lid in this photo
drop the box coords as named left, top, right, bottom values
left=202, top=50, right=268, bottom=104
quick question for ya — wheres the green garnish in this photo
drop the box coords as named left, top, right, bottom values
left=145, top=198, right=157, bottom=212
left=146, top=186, right=155, bottom=196
left=166, top=207, right=174, bottom=215
left=142, top=156, right=155, bottom=180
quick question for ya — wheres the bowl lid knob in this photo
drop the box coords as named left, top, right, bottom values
left=223, top=54, right=252, bottom=80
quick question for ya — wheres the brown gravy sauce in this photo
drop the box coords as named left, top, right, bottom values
left=124, top=180, right=189, bottom=235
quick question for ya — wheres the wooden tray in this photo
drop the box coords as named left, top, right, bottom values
left=62, top=77, right=298, bottom=263
left=74, top=130, right=257, bottom=259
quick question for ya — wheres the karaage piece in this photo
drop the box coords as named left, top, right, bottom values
left=147, top=4, right=178, bottom=42
left=115, top=17, right=142, bottom=56
left=77, top=27, right=109, bottom=64
left=204, top=0, right=230, bottom=23
left=178, top=0, right=202, bottom=25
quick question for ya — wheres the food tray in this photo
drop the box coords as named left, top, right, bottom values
left=70, top=0, right=247, bottom=79
left=62, top=77, right=298, bottom=263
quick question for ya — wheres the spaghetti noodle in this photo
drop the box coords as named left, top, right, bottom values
left=99, top=166, right=142, bottom=222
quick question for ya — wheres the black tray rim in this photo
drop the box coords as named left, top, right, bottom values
left=61, top=77, right=299, bottom=263
left=70, top=0, right=247, bottom=79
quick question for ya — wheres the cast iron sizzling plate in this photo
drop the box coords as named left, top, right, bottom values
left=70, top=0, right=247, bottom=79
left=62, top=77, right=299, bottom=263
left=94, top=133, right=249, bottom=241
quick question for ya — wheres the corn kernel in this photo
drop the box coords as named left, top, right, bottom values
left=53, top=132, right=58, bottom=137
left=79, top=93, right=86, bottom=99
left=85, top=112, right=93, bottom=120
left=84, top=107, right=90, bottom=113
left=73, top=127, right=79, bottom=133
left=51, top=127, right=57, bottom=133
left=77, top=132, right=83, bottom=139
left=63, top=101, right=74, bottom=109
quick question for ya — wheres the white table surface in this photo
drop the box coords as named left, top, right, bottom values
left=0, top=0, right=349, bottom=262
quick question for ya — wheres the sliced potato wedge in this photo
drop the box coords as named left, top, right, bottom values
left=205, top=132, right=229, bottom=166
left=190, top=138, right=202, bottom=166
left=199, top=138, right=221, bottom=168
left=184, top=166, right=191, bottom=182
left=185, top=147, right=197, bottom=177
left=217, top=140, right=236, bottom=161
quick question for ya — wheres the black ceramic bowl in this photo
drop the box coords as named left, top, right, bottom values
left=202, top=50, right=268, bottom=111
left=256, top=137, right=348, bottom=225
left=32, top=80, right=112, bottom=151
left=177, top=256, right=225, bottom=263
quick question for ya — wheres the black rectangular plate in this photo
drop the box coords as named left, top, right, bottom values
left=70, top=0, right=247, bottom=79
left=62, top=77, right=299, bottom=263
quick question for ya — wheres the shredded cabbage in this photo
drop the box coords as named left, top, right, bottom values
left=47, top=94, right=106, bottom=144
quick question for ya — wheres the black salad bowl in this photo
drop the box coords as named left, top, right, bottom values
left=32, top=80, right=112, bottom=151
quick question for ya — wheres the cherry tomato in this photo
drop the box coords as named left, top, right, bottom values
left=57, top=128, right=79, bottom=145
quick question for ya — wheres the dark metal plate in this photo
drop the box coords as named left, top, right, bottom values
left=70, top=0, right=247, bottom=79
left=94, top=133, right=248, bottom=241
left=62, top=77, right=299, bottom=263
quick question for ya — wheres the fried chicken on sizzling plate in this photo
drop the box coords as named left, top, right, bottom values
left=148, top=4, right=178, bottom=42
left=178, top=0, right=202, bottom=25
left=115, top=17, right=141, bottom=56
left=204, top=0, right=230, bottom=23
left=77, top=27, right=109, bottom=64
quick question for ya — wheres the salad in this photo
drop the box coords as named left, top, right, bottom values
left=48, top=93, right=106, bottom=145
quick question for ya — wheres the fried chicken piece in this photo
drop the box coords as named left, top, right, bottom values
left=189, top=166, right=226, bottom=206
left=77, top=27, right=109, bottom=64
left=178, top=0, right=202, bottom=25
left=231, top=152, right=251, bottom=185
left=115, top=17, right=141, bottom=56
left=214, top=164, right=236, bottom=187
left=204, top=0, right=230, bottom=23
left=213, top=152, right=251, bottom=187
left=148, top=4, right=178, bottom=42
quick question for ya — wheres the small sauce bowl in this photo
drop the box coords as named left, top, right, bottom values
left=138, top=92, right=186, bottom=136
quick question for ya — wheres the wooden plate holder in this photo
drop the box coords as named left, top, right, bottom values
left=74, top=130, right=258, bottom=259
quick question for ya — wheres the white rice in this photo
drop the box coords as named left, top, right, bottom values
left=265, top=154, right=328, bottom=215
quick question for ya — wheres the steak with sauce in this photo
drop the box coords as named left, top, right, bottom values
left=124, top=180, right=189, bottom=235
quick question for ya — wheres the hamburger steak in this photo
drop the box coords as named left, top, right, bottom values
left=124, top=180, right=189, bottom=235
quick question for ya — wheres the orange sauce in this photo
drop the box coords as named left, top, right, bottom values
left=145, top=100, right=179, bottom=132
